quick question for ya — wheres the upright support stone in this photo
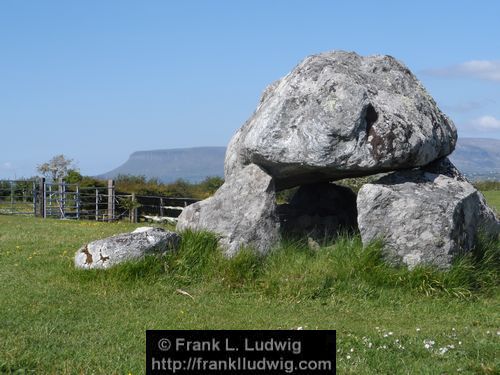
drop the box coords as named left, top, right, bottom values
left=357, top=160, right=500, bottom=269
left=177, top=164, right=280, bottom=256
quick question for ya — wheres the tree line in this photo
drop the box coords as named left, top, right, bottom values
left=34, top=154, right=224, bottom=199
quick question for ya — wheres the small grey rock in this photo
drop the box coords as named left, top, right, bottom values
left=74, top=227, right=180, bottom=269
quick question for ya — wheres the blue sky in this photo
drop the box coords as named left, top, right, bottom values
left=1, top=0, right=499, bottom=178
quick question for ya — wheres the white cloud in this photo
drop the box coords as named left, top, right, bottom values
left=459, top=61, right=500, bottom=81
left=473, top=115, right=500, bottom=130
left=2, top=162, right=13, bottom=169
left=424, top=60, right=500, bottom=82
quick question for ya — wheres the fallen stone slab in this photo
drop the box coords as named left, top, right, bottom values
left=176, top=163, right=280, bottom=256
left=74, top=227, right=180, bottom=269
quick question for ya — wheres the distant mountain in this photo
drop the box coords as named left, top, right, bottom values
left=98, top=147, right=226, bottom=183
left=449, top=138, right=500, bottom=180
left=98, top=138, right=500, bottom=183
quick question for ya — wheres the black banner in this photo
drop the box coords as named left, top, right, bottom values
left=146, top=330, right=336, bottom=374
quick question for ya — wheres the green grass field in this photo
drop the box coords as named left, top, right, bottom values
left=483, top=190, right=500, bottom=215
left=0, top=192, right=499, bottom=374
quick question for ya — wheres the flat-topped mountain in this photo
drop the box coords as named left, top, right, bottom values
left=98, top=138, right=500, bottom=183
left=449, top=138, right=500, bottom=180
left=98, top=147, right=226, bottom=183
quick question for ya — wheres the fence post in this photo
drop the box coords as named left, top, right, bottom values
left=131, top=193, right=138, bottom=223
left=46, top=183, right=51, bottom=217
left=95, top=188, right=99, bottom=221
left=33, top=181, right=37, bottom=216
left=160, top=197, right=164, bottom=217
left=39, top=177, right=45, bottom=218
left=76, top=184, right=80, bottom=220
left=107, top=179, right=114, bottom=221
left=58, top=178, right=65, bottom=218
left=10, top=181, right=14, bottom=212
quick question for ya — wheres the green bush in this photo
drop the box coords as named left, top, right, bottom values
left=113, top=174, right=224, bottom=199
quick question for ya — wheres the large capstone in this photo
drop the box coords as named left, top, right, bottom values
left=278, top=182, right=358, bottom=241
left=225, top=51, right=456, bottom=189
left=357, top=158, right=500, bottom=269
left=74, top=227, right=180, bottom=270
left=176, top=164, right=280, bottom=256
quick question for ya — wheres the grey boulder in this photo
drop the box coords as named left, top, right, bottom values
left=225, top=51, right=456, bottom=189
left=176, top=163, right=280, bottom=256
left=74, top=227, right=180, bottom=269
left=357, top=159, right=500, bottom=268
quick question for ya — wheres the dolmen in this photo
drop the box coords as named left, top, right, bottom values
left=178, top=51, right=499, bottom=268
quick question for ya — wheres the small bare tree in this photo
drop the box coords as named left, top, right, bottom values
left=37, top=154, right=75, bottom=182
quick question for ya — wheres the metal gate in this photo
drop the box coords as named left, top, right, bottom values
left=43, top=181, right=80, bottom=219
left=0, top=178, right=197, bottom=222
left=43, top=181, right=115, bottom=221
left=0, top=180, right=38, bottom=215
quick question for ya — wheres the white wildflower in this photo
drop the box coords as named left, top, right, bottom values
left=438, top=347, right=449, bottom=355
left=423, top=339, right=435, bottom=349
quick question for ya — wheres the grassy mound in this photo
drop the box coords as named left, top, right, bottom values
left=75, top=229, right=499, bottom=301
